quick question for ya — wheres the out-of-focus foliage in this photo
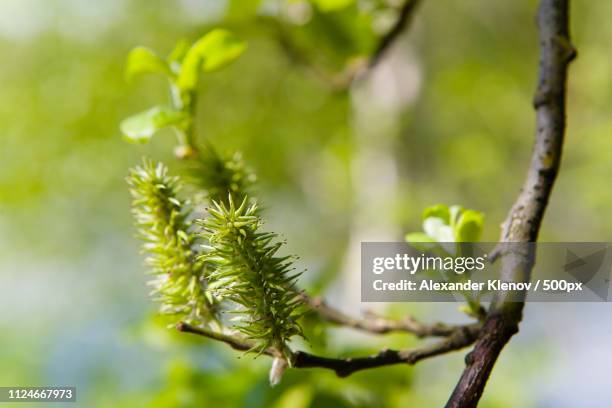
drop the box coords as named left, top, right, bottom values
left=1, top=0, right=612, bottom=407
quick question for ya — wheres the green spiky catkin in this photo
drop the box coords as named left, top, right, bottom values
left=127, top=160, right=217, bottom=325
left=198, top=195, right=304, bottom=359
left=187, top=146, right=256, bottom=207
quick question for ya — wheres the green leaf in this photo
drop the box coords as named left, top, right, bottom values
left=177, top=29, right=247, bottom=92
left=423, top=204, right=450, bottom=224
left=311, top=0, right=354, bottom=12
left=454, top=210, right=484, bottom=242
left=120, top=106, right=189, bottom=144
left=125, top=47, right=171, bottom=81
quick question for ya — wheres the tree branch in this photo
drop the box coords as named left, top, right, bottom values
left=446, top=1, right=576, bottom=407
left=176, top=321, right=480, bottom=378
left=175, top=322, right=280, bottom=356
left=265, top=0, right=423, bottom=91
left=369, top=0, right=422, bottom=67
left=301, top=293, right=475, bottom=337
left=293, top=323, right=478, bottom=377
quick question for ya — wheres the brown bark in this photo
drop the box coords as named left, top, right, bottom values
left=445, top=1, right=576, bottom=406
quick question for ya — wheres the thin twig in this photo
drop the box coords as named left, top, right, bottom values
left=301, top=293, right=476, bottom=337
left=264, top=0, right=423, bottom=91
left=369, top=0, right=422, bottom=67
left=176, top=322, right=279, bottom=356
left=177, top=321, right=480, bottom=378
left=446, top=1, right=576, bottom=407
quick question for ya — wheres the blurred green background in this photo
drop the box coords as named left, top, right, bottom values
left=1, top=0, right=611, bottom=407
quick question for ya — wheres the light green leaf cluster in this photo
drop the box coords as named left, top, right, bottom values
left=406, top=204, right=486, bottom=318
left=120, top=29, right=246, bottom=145
left=406, top=204, right=484, bottom=244
left=127, top=160, right=218, bottom=325
left=177, top=29, right=247, bottom=92
left=198, top=195, right=304, bottom=357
